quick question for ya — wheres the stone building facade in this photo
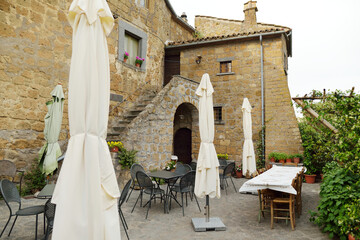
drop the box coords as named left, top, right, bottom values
left=1, top=0, right=302, bottom=174
left=0, top=0, right=194, bottom=169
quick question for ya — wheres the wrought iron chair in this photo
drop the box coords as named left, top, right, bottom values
left=219, top=162, right=237, bottom=194
left=190, top=161, right=197, bottom=171
left=126, top=163, right=145, bottom=202
left=118, top=179, right=132, bottom=240
left=131, top=171, right=165, bottom=219
left=170, top=171, right=201, bottom=216
left=0, top=179, right=45, bottom=239
left=183, top=164, right=192, bottom=173
left=0, top=160, right=24, bottom=194
left=44, top=198, right=56, bottom=240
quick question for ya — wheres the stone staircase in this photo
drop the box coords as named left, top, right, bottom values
left=108, top=89, right=157, bottom=139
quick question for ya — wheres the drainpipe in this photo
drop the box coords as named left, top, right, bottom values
left=260, top=34, right=265, bottom=162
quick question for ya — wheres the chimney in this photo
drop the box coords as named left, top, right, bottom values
left=243, top=1, right=258, bottom=26
left=181, top=12, right=188, bottom=22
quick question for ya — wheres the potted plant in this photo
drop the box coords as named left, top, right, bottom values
left=304, top=167, right=317, bottom=183
left=268, top=152, right=276, bottom=162
left=235, top=165, right=242, bottom=178
left=276, top=153, right=286, bottom=164
left=217, top=153, right=229, bottom=160
left=117, top=147, right=137, bottom=169
left=123, top=51, right=129, bottom=62
left=285, top=154, right=292, bottom=163
left=135, top=56, right=145, bottom=67
left=292, top=153, right=303, bottom=164
left=164, top=161, right=176, bottom=171
left=107, top=141, right=124, bottom=152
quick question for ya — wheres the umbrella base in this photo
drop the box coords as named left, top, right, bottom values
left=191, top=217, right=226, bottom=232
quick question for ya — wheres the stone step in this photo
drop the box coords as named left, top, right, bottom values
left=118, top=120, right=131, bottom=124
left=124, top=114, right=138, bottom=120
left=113, top=126, right=126, bottom=132
left=129, top=109, right=142, bottom=115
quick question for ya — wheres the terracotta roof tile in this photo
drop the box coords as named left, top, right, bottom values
left=167, top=27, right=290, bottom=46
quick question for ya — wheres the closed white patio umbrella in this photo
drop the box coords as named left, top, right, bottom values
left=193, top=73, right=225, bottom=231
left=51, top=0, right=120, bottom=239
left=242, top=98, right=257, bottom=176
left=38, top=84, right=64, bottom=175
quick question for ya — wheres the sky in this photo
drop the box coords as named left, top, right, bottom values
left=169, top=0, right=360, bottom=98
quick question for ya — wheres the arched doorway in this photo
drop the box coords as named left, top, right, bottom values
left=173, top=128, right=192, bottom=164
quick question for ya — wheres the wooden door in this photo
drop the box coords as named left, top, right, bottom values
left=173, top=128, right=192, bottom=164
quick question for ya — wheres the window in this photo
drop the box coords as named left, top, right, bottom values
left=220, top=61, right=232, bottom=73
left=118, top=20, right=147, bottom=69
left=214, top=106, right=224, bottom=124
left=124, top=33, right=140, bottom=66
left=137, top=0, right=149, bottom=8
left=283, top=53, right=288, bottom=75
left=216, top=57, right=235, bottom=76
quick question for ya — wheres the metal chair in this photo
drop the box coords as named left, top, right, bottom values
left=0, top=160, right=24, bottom=194
left=131, top=171, right=165, bottom=219
left=118, top=179, right=132, bottom=240
left=183, top=164, right=192, bottom=173
left=44, top=198, right=56, bottom=240
left=170, top=171, right=201, bottom=216
left=190, top=161, right=197, bottom=171
left=0, top=179, right=45, bottom=239
left=219, top=162, right=237, bottom=194
left=126, top=163, right=145, bottom=202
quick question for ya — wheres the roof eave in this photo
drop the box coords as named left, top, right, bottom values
left=164, top=0, right=196, bottom=33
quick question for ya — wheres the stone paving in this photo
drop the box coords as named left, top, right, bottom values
left=0, top=178, right=328, bottom=240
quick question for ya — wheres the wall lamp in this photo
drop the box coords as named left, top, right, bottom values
left=195, top=55, right=202, bottom=64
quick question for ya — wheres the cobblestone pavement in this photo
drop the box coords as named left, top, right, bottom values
left=0, top=178, right=328, bottom=240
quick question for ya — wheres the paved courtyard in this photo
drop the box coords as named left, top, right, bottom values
left=0, top=178, right=328, bottom=240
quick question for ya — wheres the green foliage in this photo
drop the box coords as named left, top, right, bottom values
left=118, top=147, right=137, bottom=170
left=270, top=152, right=287, bottom=162
left=297, top=89, right=360, bottom=174
left=291, top=153, right=303, bottom=160
left=164, top=161, right=176, bottom=171
left=255, top=127, right=265, bottom=169
left=192, top=30, right=203, bottom=39
left=310, top=167, right=360, bottom=239
left=23, top=159, right=46, bottom=195
left=217, top=153, right=229, bottom=160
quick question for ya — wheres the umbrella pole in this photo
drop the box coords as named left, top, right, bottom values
left=205, top=195, right=210, bottom=222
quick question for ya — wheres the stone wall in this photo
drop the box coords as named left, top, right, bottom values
left=178, top=36, right=302, bottom=164
left=0, top=0, right=194, bottom=170
left=120, top=76, right=200, bottom=171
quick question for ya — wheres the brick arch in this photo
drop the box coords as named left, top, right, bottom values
left=122, top=76, right=200, bottom=170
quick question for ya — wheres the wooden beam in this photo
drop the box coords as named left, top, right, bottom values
left=293, top=98, right=339, bottom=134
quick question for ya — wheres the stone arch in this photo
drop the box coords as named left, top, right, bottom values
left=121, top=76, right=200, bottom=170
left=173, top=102, right=199, bottom=164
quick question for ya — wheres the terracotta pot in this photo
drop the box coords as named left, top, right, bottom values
left=305, top=174, right=316, bottom=184
left=270, top=157, right=275, bottom=162
left=348, top=233, right=356, bottom=240
left=320, top=174, right=324, bottom=180
left=293, top=157, right=300, bottom=164
left=279, top=159, right=285, bottom=164
left=136, top=63, right=141, bottom=68
left=123, top=58, right=127, bottom=63
left=286, top=158, right=292, bottom=163
left=235, top=171, right=243, bottom=178
left=110, top=146, right=119, bottom=152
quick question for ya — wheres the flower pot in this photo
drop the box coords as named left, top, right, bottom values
left=110, top=146, right=119, bottom=152
left=136, top=63, right=141, bottom=68
left=320, top=173, right=324, bottom=180
left=293, top=157, right=300, bottom=164
left=348, top=233, right=356, bottom=240
left=123, top=58, right=127, bottom=63
left=235, top=171, right=243, bottom=178
left=305, top=174, right=316, bottom=184
left=270, top=157, right=275, bottom=162
left=286, top=158, right=292, bottom=163
left=279, top=159, right=285, bottom=164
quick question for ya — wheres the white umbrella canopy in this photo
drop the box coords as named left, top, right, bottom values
left=51, top=0, right=120, bottom=239
left=242, top=98, right=257, bottom=176
left=194, top=73, right=221, bottom=199
left=39, top=84, right=64, bottom=175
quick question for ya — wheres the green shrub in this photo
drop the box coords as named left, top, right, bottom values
left=23, top=159, right=46, bottom=195
left=118, top=147, right=137, bottom=169
left=310, top=167, right=360, bottom=239
left=217, top=153, right=228, bottom=160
